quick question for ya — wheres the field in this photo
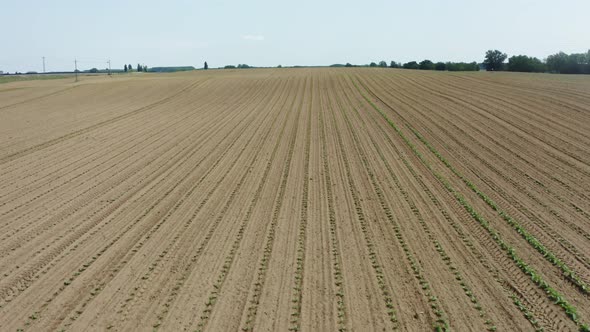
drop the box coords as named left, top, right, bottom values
left=1, top=68, right=590, bottom=331
left=0, top=75, right=68, bottom=85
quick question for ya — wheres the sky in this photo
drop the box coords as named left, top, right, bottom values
left=1, top=0, right=589, bottom=72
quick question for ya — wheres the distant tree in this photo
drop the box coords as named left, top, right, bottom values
left=137, top=64, right=142, bottom=72
left=224, top=65, right=237, bottom=69
left=546, top=52, right=569, bottom=73
left=546, top=51, right=590, bottom=74
left=124, top=64, right=128, bottom=72
left=204, top=61, right=208, bottom=70
left=445, top=61, right=479, bottom=71
left=419, top=60, right=435, bottom=70
left=144, top=65, right=148, bottom=72
left=345, top=63, right=353, bottom=67
left=483, top=50, right=507, bottom=71
left=128, top=64, right=133, bottom=72
left=378, top=60, right=387, bottom=68
left=402, top=61, right=419, bottom=69
left=277, top=64, right=282, bottom=68
left=369, top=62, right=378, bottom=67
left=508, top=55, right=545, bottom=72
left=389, top=61, right=400, bottom=68
left=434, top=62, right=446, bottom=71
left=237, top=64, right=251, bottom=69
left=89, top=68, right=99, bottom=73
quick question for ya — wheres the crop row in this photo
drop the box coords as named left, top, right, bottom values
left=332, top=84, right=451, bottom=331
left=289, top=79, right=313, bottom=331
left=324, top=88, right=400, bottom=329
left=343, top=74, right=548, bottom=330
left=317, top=96, right=347, bottom=331
left=193, top=79, right=299, bottom=332
left=8, top=80, right=259, bottom=329
left=124, top=90, right=273, bottom=327
left=351, top=76, right=589, bottom=332
left=405, top=100, right=589, bottom=294
left=241, top=78, right=306, bottom=331
left=376, top=72, right=590, bottom=272
left=150, top=78, right=290, bottom=330
left=375, top=71, right=590, bottom=227
left=336, top=77, right=499, bottom=330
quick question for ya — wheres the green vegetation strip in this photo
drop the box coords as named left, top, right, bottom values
left=393, top=97, right=589, bottom=294
left=509, top=293, right=543, bottom=331
left=354, top=74, right=590, bottom=294
left=333, top=87, right=449, bottom=330
left=350, top=75, right=590, bottom=332
left=0, top=75, right=67, bottom=84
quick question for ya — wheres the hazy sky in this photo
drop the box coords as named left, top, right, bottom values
left=1, top=0, right=588, bottom=72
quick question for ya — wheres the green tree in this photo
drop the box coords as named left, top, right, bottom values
left=446, top=62, right=479, bottom=71
left=128, top=64, right=133, bottom=72
left=89, top=68, right=99, bottom=73
left=483, top=50, right=507, bottom=71
left=546, top=52, right=568, bottom=73
left=204, top=61, right=208, bottom=70
left=508, top=55, right=545, bottom=72
left=369, top=62, right=378, bottom=67
left=378, top=60, right=387, bottom=67
left=419, top=60, right=435, bottom=70
left=389, top=61, right=400, bottom=68
left=546, top=51, right=590, bottom=74
left=434, top=62, right=446, bottom=71
left=345, top=63, right=353, bottom=67
left=124, top=64, right=128, bottom=72
left=402, top=61, right=419, bottom=69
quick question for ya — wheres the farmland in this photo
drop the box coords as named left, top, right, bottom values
left=1, top=68, right=589, bottom=331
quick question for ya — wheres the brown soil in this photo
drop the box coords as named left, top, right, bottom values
left=1, top=68, right=589, bottom=331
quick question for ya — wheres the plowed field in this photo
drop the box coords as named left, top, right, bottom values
left=1, top=68, right=589, bottom=331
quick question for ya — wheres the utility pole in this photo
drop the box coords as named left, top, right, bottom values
left=42, top=56, right=46, bottom=73
left=107, top=59, right=111, bottom=76
left=74, top=59, right=78, bottom=82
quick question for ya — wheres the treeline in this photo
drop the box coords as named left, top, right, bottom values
left=224, top=64, right=253, bottom=69
left=545, top=51, right=590, bottom=74
left=123, top=64, right=148, bottom=72
left=337, top=60, right=480, bottom=71
left=337, top=49, right=590, bottom=74
left=149, top=66, right=195, bottom=73
left=485, top=49, right=590, bottom=74
left=394, top=60, right=479, bottom=71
